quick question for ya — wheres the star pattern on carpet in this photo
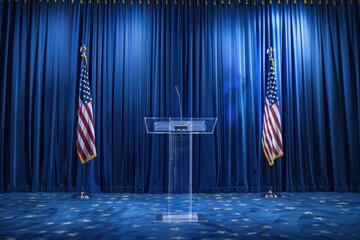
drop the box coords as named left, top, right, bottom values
left=0, top=192, right=359, bottom=239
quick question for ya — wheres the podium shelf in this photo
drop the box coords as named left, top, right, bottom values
left=144, top=117, right=217, bottom=134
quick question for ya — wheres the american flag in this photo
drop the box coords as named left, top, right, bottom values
left=262, top=49, right=283, bottom=166
left=76, top=57, right=97, bottom=164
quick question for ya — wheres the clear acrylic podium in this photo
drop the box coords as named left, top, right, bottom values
left=144, top=117, right=217, bottom=223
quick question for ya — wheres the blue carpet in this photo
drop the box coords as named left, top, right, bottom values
left=1, top=192, right=360, bottom=239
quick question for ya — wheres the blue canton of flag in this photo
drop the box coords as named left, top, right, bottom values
left=262, top=48, right=284, bottom=166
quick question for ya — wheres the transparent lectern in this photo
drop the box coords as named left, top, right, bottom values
left=144, top=117, right=217, bottom=223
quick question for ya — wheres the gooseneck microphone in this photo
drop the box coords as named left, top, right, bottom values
left=175, top=86, right=183, bottom=119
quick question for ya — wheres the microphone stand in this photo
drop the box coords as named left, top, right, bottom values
left=175, top=86, right=183, bottom=119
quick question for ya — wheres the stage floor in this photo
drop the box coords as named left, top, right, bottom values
left=0, top=192, right=359, bottom=239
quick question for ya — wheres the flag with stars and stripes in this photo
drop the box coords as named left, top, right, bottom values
left=262, top=48, right=283, bottom=166
left=76, top=56, right=97, bottom=164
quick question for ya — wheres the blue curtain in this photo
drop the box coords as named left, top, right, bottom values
left=0, top=1, right=359, bottom=193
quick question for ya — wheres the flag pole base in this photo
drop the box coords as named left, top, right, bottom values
left=72, top=161, right=93, bottom=199
left=262, top=186, right=282, bottom=198
left=262, top=190, right=282, bottom=198
left=72, top=192, right=93, bottom=199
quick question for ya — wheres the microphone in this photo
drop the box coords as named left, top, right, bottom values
left=175, top=86, right=183, bottom=119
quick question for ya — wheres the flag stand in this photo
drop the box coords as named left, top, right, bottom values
left=261, top=46, right=283, bottom=199
left=72, top=44, right=95, bottom=199
left=72, top=163, right=93, bottom=199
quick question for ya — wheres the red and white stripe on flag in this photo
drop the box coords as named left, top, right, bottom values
left=262, top=99, right=283, bottom=166
left=77, top=99, right=96, bottom=164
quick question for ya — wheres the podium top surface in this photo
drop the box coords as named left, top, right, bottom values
left=144, top=117, right=217, bottom=134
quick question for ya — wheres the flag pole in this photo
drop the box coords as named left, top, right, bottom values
left=72, top=163, right=93, bottom=199
left=261, top=46, right=283, bottom=198
left=72, top=44, right=95, bottom=199
left=263, top=167, right=282, bottom=198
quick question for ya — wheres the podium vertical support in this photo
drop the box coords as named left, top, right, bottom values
left=165, top=134, right=196, bottom=222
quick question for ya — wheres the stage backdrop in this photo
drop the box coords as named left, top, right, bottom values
left=0, top=1, right=359, bottom=193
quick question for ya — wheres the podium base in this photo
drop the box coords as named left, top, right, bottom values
left=72, top=192, right=93, bottom=199
left=155, top=213, right=207, bottom=223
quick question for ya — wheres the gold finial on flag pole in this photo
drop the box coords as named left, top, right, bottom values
left=80, top=45, right=88, bottom=65
left=267, top=47, right=275, bottom=67
left=266, top=47, right=275, bottom=55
